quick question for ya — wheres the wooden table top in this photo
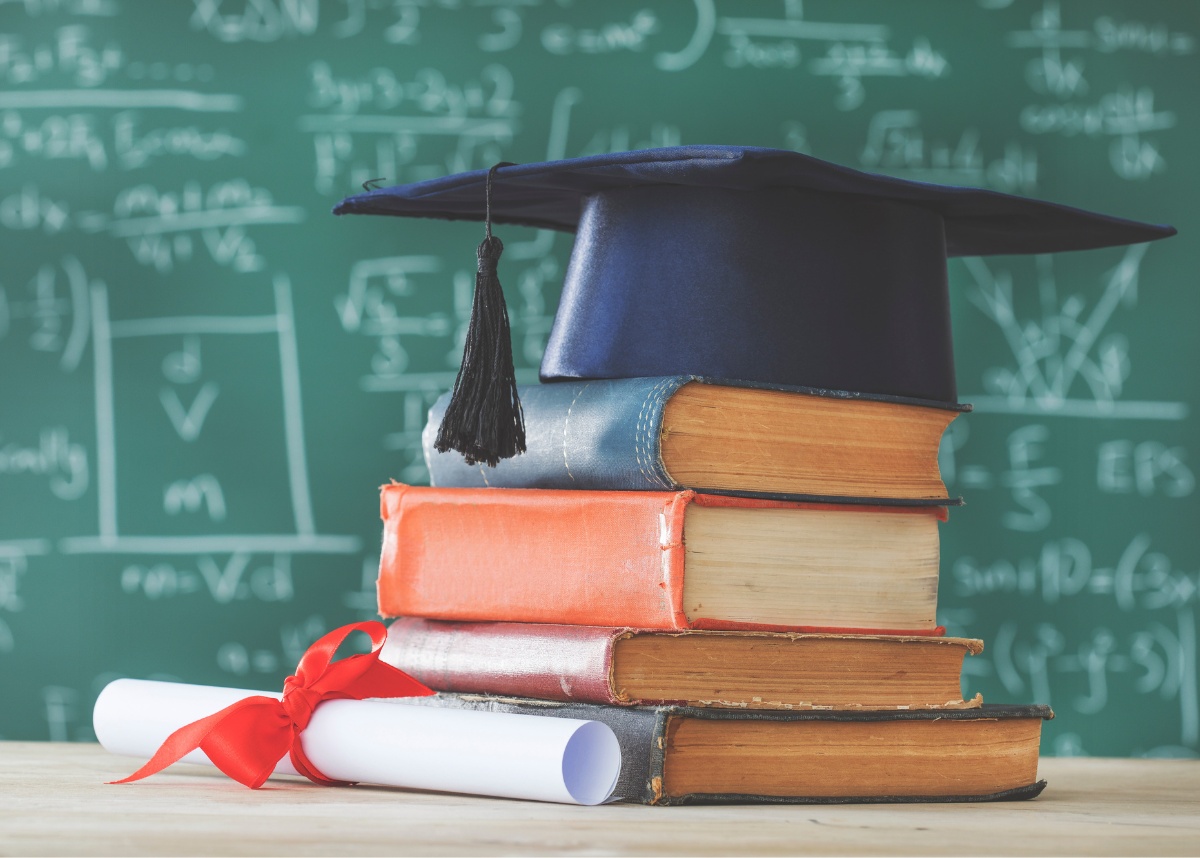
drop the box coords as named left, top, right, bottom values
left=1, top=742, right=1197, bottom=856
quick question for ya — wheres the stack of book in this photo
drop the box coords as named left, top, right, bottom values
left=377, top=376, right=1051, bottom=805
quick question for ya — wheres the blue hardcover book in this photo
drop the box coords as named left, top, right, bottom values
left=423, top=376, right=967, bottom=505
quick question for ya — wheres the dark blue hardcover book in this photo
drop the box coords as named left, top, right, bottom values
left=422, top=376, right=967, bottom=506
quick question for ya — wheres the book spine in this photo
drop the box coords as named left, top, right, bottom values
left=381, top=618, right=625, bottom=705
left=378, top=484, right=693, bottom=629
left=423, top=376, right=690, bottom=490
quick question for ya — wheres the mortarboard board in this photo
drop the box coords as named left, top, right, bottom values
left=334, top=145, right=1175, bottom=465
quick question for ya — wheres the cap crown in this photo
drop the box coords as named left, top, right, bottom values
left=335, top=146, right=1175, bottom=403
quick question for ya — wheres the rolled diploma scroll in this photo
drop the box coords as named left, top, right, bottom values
left=94, top=679, right=621, bottom=805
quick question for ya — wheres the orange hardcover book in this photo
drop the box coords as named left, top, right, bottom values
left=378, top=484, right=947, bottom=634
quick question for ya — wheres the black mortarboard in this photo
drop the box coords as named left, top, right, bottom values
left=334, top=145, right=1175, bottom=464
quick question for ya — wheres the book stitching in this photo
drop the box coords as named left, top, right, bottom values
left=635, top=377, right=678, bottom=489
left=561, top=382, right=588, bottom=484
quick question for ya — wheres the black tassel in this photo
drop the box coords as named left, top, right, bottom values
left=434, top=162, right=526, bottom=467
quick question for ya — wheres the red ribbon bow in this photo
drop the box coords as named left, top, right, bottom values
left=111, top=621, right=433, bottom=789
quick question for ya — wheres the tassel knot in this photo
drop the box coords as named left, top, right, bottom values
left=478, top=234, right=504, bottom=271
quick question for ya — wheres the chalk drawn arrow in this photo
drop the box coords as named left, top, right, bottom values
left=160, top=382, right=220, bottom=442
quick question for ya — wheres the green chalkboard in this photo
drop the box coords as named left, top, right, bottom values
left=1, top=0, right=1196, bottom=758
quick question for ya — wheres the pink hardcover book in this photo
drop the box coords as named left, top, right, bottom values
left=381, top=618, right=982, bottom=711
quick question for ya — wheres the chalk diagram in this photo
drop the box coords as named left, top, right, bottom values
left=54, top=272, right=360, bottom=558
left=961, top=243, right=1186, bottom=421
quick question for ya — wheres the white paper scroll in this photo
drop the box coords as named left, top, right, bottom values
left=93, top=679, right=621, bottom=805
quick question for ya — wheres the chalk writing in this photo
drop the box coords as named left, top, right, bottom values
left=112, top=112, right=245, bottom=169
left=2, top=0, right=118, bottom=15
left=940, top=419, right=1077, bottom=531
left=478, top=5, right=523, bottom=53
left=861, top=110, right=1038, bottom=193
left=809, top=37, right=948, bottom=111
left=1002, top=424, right=1061, bottom=532
left=338, top=252, right=548, bottom=399
left=120, top=553, right=294, bottom=604
left=0, top=25, right=124, bottom=87
left=0, top=550, right=24, bottom=655
left=1097, top=440, right=1194, bottom=497
left=542, top=9, right=659, bottom=55
left=963, top=245, right=1188, bottom=420
left=0, top=427, right=88, bottom=499
left=0, top=110, right=242, bottom=171
left=989, top=610, right=1197, bottom=745
left=303, top=63, right=518, bottom=192
left=0, top=256, right=91, bottom=371
left=336, top=254, right=451, bottom=387
left=78, top=179, right=304, bottom=272
left=163, top=474, right=227, bottom=521
left=0, top=110, right=108, bottom=170
left=1020, top=87, right=1174, bottom=180
left=1008, top=1, right=1191, bottom=178
left=0, top=185, right=71, bottom=233
left=1009, top=1, right=1195, bottom=71
left=654, top=0, right=949, bottom=108
left=1094, top=15, right=1196, bottom=56
left=0, top=551, right=23, bottom=612
left=216, top=613, right=328, bottom=677
left=190, top=0, right=319, bottom=43
left=952, top=534, right=1198, bottom=612
left=160, top=381, right=220, bottom=442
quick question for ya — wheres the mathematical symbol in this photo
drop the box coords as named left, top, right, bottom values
left=159, top=382, right=219, bottom=442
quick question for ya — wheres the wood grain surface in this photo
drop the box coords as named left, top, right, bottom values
left=1, top=742, right=1197, bottom=856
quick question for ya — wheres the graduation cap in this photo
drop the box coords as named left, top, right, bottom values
left=334, top=145, right=1175, bottom=466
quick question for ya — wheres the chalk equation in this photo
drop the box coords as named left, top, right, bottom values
left=983, top=611, right=1199, bottom=750
left=77, top=180, right=305, bottom=272
left=940, top=602, right=1198, bottom=752
left=941, top=419, right=1193, bottom=532
left=952, top=533, right=1198, bottom=612
left=657, top=0, right=949, bottom=110
left=302, top=62, right=518, bottom=193
left=1008, top=0, right=1193, bottom=179
left=860, top=110, right=1038, bottom=193
left=0, top=255, right=91, bottom=371
left=119, top=552, right=295, bottom=604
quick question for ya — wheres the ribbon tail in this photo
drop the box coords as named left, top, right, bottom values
left=108, top=705, right=236, bottom=785
left=110, top=695, right=283, bottom=788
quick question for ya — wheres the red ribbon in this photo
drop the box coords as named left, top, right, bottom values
left=110, top=621, right=433, bottom=789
